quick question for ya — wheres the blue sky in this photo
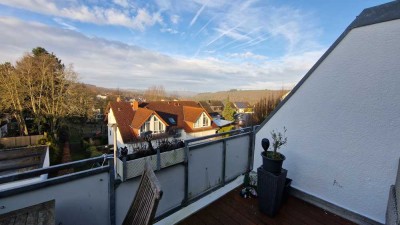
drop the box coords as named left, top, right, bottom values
left=0, top=0, right=390, bottom=92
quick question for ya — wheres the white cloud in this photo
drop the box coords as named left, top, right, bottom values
left=227, top=51, right=267, bottom=60
left=160, top=28, right=179, bottom=34
left=170, top=14, right=180, bottom=24
left=113, top=0, right=129, bottom=8
left=0, top=0, right=162, bottom=30
left=0, top=17, right=325, bottom=91
left=132, top=9, right=163, bottom=31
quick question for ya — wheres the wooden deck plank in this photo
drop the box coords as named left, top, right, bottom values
left=184, top=214, right=205, bottom=225
left=214, top=200, right=258, bottom=225
left=194, top=207, right=224, bottom=225
left=177, top=187, right=357, bottom=225
left=219, top=195, right=273, bottom=225
left=202, top=202, right=240, bottom=225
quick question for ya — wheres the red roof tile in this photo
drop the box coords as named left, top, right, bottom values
left=108, top=101, right=136, bottom=143
left=183, top=106, right=203, bottom=123
left=108, top=101, right=168, bottom=143
left=140, top=101, right=217, bottom=133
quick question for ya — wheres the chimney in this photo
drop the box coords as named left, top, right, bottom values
left=131, top=100, right=138, bottom=110
left=116, top=96, right=121, bottom=102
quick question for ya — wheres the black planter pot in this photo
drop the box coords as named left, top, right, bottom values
left=261, top=152, right=286, bottom=174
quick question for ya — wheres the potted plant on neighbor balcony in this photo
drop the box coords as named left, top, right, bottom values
left=261, top=127, right=287, bottom=174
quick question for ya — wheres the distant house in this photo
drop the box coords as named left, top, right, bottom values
left=140, top=101, right=218, bottom=140
left=0, top=146, right=49, bottom=190
left=96, top=94, right=107, bottom=100
left=199, top=100, right=224, bottom=118
left=106, top=100, right=168, bottom=153
left=106, top=100, right=217, bottom=154
left=233, top=102, right=253, bottom=113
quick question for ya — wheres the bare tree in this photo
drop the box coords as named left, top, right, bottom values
left=0, top=62, right=28, bottom=135
left=252, top=96, right=281, bottom=125
left=0, top=47, right=95, bottom=135
left=144, top=85, right=166, bottom=101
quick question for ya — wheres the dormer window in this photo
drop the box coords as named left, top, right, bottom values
left=140, top=115, right=165, bottom=134
left=203, top=115, right=209, bottom=126
left=194, top=113, right=210, bottom=128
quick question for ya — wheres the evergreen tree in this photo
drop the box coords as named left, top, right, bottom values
left=222, top=97, right=235, bottom=121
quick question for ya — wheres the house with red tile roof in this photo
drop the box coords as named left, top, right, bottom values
left=106, top=100, right=217, bottom=153
left=106, top=99, right=169, bottom=153
left=140, top=101, right=218, bottom=140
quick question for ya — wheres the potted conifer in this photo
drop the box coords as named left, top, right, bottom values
left=261, top=127, right=287, bottom=174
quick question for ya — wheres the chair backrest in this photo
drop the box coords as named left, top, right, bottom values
left=123, top=161, right=163, bottom=225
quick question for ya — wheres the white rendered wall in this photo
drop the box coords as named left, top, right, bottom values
left=254, top=19, right=400, bottom=223
left=107, top=109, right=116, bottom=145
left=107, top=109, right=131, bottom=153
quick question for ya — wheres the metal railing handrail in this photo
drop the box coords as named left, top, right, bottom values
left=0, top=154, right=112, bottom=184
left=185, top=126, right=253, bottom=144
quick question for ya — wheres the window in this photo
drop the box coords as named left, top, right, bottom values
left=203, top=116, right=209, bottom=126
left=140, top=116, right=165, bottom=134
left=194, top=113, right=210, bottom=128
left=168, top=117, right=176, bottom=124
left=159, top=122, right=163, bottom=132
left=194, top=119, right=200, bottom=128
left=154, top=117, right=159, bottom=133
left=141, top=119, right=151, bottom=133
left=153, top=116, right=165, bottom=134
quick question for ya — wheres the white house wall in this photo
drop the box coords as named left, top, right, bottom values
left=107, top=109, right=132, bottom=153
left=254, top=19, right=400, bottom=223
left=107, top=108, right=116, bottom=146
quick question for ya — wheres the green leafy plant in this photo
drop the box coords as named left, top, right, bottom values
left=268, top=127, right=287, bottom=159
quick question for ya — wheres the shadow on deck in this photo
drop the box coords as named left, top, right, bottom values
left=178, top=187, right=356, bottom=225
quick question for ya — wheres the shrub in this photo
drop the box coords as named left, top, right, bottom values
left=49, top=142, right=62, bottom=165
left=86, top=146, right=103, bottom=158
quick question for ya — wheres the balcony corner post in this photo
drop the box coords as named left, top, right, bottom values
left=108, top=157, right=116, bottom=225
left=182, top=141, right=189, bottom=206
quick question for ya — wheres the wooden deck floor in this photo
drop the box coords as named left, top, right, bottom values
left=177, top=187, right=356, bottom=225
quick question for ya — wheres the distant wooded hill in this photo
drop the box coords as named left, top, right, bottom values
left=83, top=84, right=290, bottom=105
left=190, top=89, right=290, bottom=105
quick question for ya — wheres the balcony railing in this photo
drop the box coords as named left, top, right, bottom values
left=0, top=127, right=257, bottom=225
